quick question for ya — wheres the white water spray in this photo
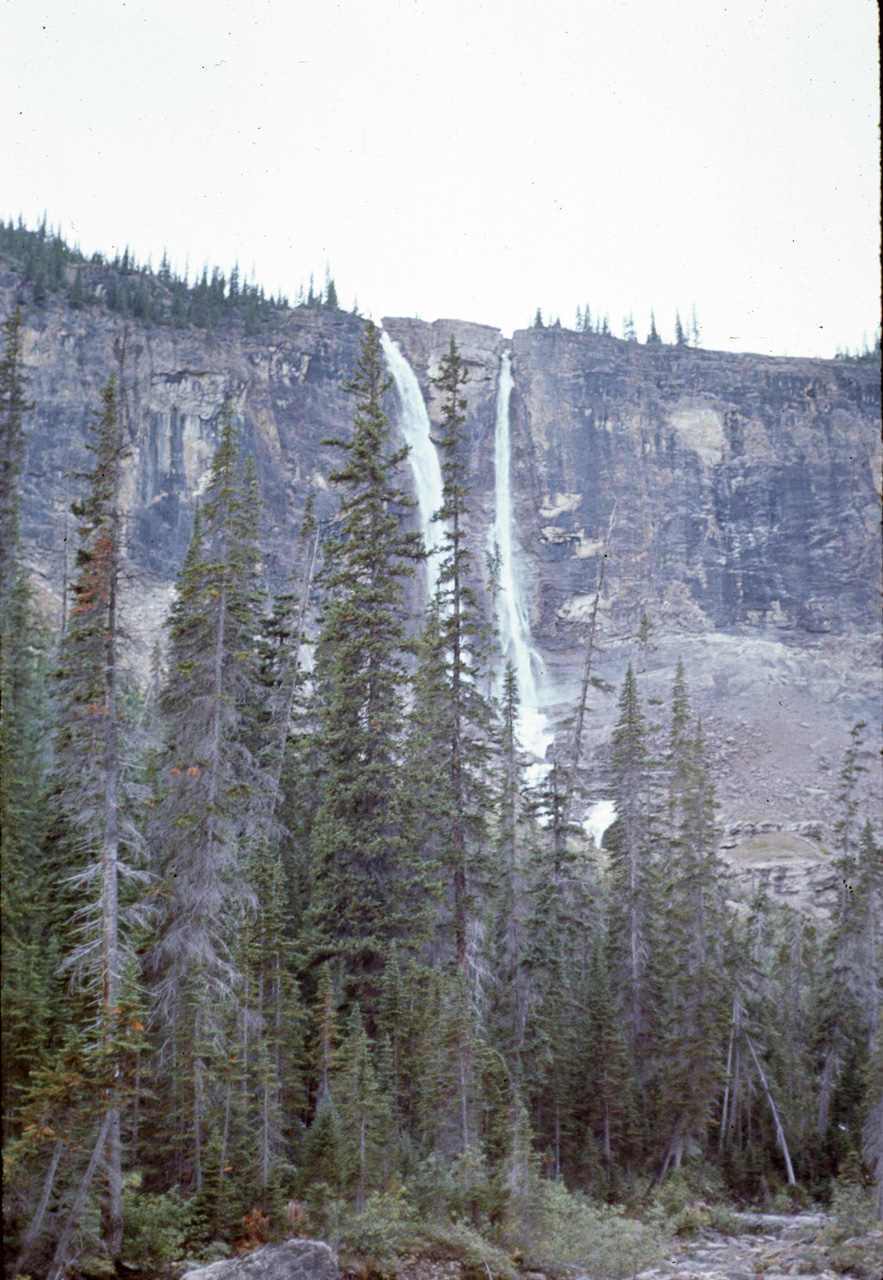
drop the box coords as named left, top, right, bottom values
left=380, top=331, right=446, bottom=601
left=493, top=353, right=554, bottom=760
left=583, top=799, right=617, bottom=848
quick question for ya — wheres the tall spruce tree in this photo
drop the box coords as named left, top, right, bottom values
left=815, top=726, right=881, bottom=1154
left=0, top=307, right=33, bottom=601
left=430, top=337, right=495, bottom=972
left=307, top=320, right=425, bottom=1001
left=151, top=402, right=266, bottom=1013
left=491, top=662, right=532, bottom=1076
left=520, top=761, right=597, bottom=1181
left=579, top=937, right=639, bottom=1181
left=0, top=315, right=56, bottom=1139
left=0, top=569, right=54, bottom=1133
left=651, top=663, right=730, bottom=1178
left=53, top=371, right=140, bottom=1257
left=606, top=664, right=655, bottom=1069
left=149, top=400, right=266, bottom=1191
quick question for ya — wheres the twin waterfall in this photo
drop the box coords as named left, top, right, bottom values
left=380, top=332, right=445, bottom=602
left=382, top=335, right=552, bottom=761
left=491, top=354, right=554, bottom=760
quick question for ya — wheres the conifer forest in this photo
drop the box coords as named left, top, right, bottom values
left=1, top=276, right=882, bottom=1279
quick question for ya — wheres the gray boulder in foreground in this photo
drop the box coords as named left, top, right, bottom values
left=183, top=1240, right=338, bottom=1280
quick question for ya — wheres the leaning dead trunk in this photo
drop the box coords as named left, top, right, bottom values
left=746, top=1035, right=796, bottom=1184
left=46, top=1114, right=111, bottom=1280
left=568, top=502, right=616, bottom=794
left=14, top=1138, right=64, bottom=1275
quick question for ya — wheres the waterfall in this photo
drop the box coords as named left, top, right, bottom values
left=584, top=799, right=617, bottom=846
left=493, top=352, right=553, bottom=760
left=380, top=331, right=445, bottom=601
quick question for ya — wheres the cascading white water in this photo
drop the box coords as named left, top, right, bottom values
left=493, top=352, right=553, bottom=760
left=584, top=799, right=617, bottom=847
left=380, top=331, right=445, bottom=601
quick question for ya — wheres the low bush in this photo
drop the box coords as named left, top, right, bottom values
left=121, top=1176, right=194, bottom=1270
left=422, top=1220, right=515, bottom=1277
left=705, top=1202, right=748, bottom=1234
left=821, top=1169, right=883, bottom=1278
left=335, top=1189, right=422, bottom=1264
left=524, top=1181, right=667, bottom=1279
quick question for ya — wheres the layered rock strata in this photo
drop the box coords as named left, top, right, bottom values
left=3, top=271, right=880, bottom=912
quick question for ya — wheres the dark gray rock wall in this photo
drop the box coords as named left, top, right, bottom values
left=384, top=318, right=882, bottom=887
left=4, top=277, right=881, bottom=898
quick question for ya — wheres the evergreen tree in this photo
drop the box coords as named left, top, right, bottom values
left=324, top=268, right=339, bottom=311
left=151, top=403, right=266, bottom=1010
left=70, top=265, right=85, bottom=309
left=413, top=967, right=484, bottom=1162
left=300, top=1092, right=348, bottom=1197
left=376, top=949, right=416, bottom=1141
left=855, top=821, right=882, bottom=1039
left=646, top=310, right=661, bottom=344
left=430, top=337, right=495, bottom=972
left=0, top=307, right=33, bottom=601
left=651, top=665, right=730, bottom=1178
left=334, top=1004, right=385, bottom=1210
left=674, top=310, right=687, bottom=345
left=490, top=663, right=532, bottom=1079
left=815, top=727, right=881, bottom=1152
left=257, top=492, right=319, bottom=822
left=863, top=1029, right=883, bottom=1220
left=307, top=321, right=425, bottom=1000
left=233, top=844, right=303, bottom=1188
left=148, top=401, right=267, bottom=1190
left=53, top=371, right=143, bottom=1257
left=606, top=665, right=654, bottom=1066
left=520, top=762, right=597, bottom=1180
left=579, top=938, right=639, bottom=1179
left=622, top=312, right=637, bottom=342
left=0, top=566, right=55, bottom=1138
left=690, top=304, right=702, bottom=347
left=402, top=602, right=451, bottom=959
left=311, top=960, right=340, bottom=1100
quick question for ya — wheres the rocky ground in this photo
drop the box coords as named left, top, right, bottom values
left=173, top=1213, right=883, bottom=1280
left=644, top=1213, right=881, bottom=1280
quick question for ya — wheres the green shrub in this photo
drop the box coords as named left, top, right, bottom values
left=821, top=1168, right=883, bottom=1278
left=336, top=1189, right=422, bottom=1262
left=302, top=1182, right=348, bottom=1241
left=421, top=1219, right=515, bottom=1277
left=669, top=1201, right=711, bottom=1236
left=705, top=1202, right=747, bottom=1234
left=306, top=1186, right=514, bottom=1278
left=526, top=1181, right=667, bottom=1279
left=121, top=1177, right=194, bottom=1269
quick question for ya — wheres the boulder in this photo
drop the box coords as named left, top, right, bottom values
left=183, top=1240, right=337, bottom=1280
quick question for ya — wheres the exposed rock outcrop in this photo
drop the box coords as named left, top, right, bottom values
left=385, top=318, right=883, bottom=904
left=3, top=269, right=880, bottom=909
left=182, top=1240, right=337, bottom=1280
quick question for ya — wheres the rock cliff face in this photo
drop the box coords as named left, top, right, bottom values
left=4, top=272, right=881, bottom=910
left=384, top=320, right=882, bottom=859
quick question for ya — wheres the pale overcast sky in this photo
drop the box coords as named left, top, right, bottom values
left=2, top=0, right=879, bottom=357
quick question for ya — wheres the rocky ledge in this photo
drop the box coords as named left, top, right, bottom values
left=172, top=1215, right=883, bottom=1280
left=652, top=1212, right=881, bottom=1280
left=182, top=1240, right=337, bottom=1280
left=5, top=280, right=881, bottom=902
